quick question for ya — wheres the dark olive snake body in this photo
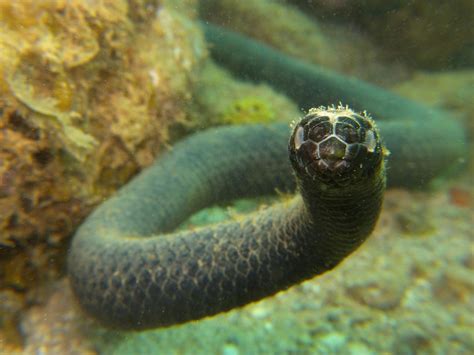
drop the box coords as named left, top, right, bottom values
left=68, top=24, right=466, bottom=329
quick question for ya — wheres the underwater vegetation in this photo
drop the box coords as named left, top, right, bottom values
left=0, top=0, right=206, bottom=346
left=0, top=0, right=472, bottom=353
left=186, top=61, right=300, bottom=128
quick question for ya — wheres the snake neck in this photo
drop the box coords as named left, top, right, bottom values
left=297, top=162, right=386, bottom=271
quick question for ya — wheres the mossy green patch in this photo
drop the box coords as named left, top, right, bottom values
left=222, top=97, right=275, bottom=125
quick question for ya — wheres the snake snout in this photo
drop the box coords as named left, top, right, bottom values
left=289, top=106, right=384, bottom=186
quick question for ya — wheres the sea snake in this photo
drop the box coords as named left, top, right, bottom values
left=67, top=24, right=466, bottom=329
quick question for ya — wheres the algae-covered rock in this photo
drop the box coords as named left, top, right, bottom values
left=0, top=0, right=205, bottom=345
left=186, top=61, right=300, bottom=129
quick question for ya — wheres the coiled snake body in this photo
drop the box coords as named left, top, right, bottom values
left=68, top=25, right=466, bottom=329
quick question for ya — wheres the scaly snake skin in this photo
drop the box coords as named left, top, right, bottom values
left=68, top=25, right=466, bottom=329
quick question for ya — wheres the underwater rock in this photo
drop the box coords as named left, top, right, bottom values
left=393, top=324, right=432, bottom=355
left=383, top=190, right=436, bottom=236
left=394, top=207, right=434, bottom=236
left=221, top=343, right=240, bottom=355
left=311, top=332, right=347, bottom=353
left=0, top=0, right=205, bottom=345
left=20, top=279, right=98, bottom=354
left=346, top=341, right=376, bottom=355
left=345, top=260, right=409, bottom=310
left=0, top=290, right=24, bottom=347
left=432, top=266, right=474, bottom=304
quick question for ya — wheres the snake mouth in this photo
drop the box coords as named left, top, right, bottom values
left=289, top=106, right=383, bottom=186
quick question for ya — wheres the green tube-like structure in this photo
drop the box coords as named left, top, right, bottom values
left=203, top=24, right=466, bottom=187
left=68, top=24, right=466, bottom=330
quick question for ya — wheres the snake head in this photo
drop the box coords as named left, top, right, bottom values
left=288, top=105, right=384, bottom=187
